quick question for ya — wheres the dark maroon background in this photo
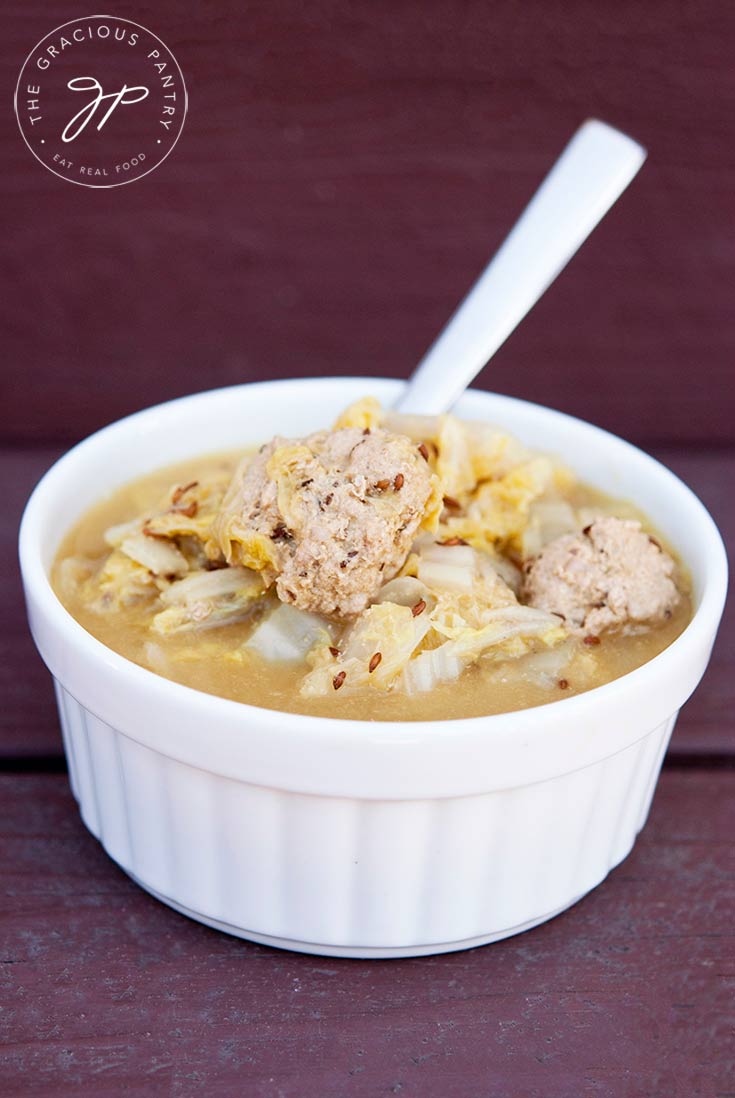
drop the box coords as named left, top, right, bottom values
left=2, top=7, right=734, bottom=1095
left=2, top=0, right=733, bottom=447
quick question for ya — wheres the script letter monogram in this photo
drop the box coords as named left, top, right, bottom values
left=61, top=76, right=149, bottom=142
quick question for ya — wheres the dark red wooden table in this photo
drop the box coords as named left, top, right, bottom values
left=2, top=2, right=734, bottom=1094
left=3, top=453, right=734, bottom=1098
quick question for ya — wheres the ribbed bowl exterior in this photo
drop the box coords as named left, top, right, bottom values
left=56, top=681, right=676, bottom=956
left=21, top=380, right=726, bottom=957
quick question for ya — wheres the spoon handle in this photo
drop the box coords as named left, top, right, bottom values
left=395, top=119, right=646, bottom=415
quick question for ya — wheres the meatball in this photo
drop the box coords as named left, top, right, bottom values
left=213, top=426, right=435, bottom=618
left=521, top=516, right=680, bottom=635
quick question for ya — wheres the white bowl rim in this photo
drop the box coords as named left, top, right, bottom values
left=18, top=377, right=728, bottom=749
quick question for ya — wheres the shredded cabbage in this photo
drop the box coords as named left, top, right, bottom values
left=247, top=603, right=334, bottom=662
left=333, top=396, right=383, bottom=431
left=435, top=415, right=476, bottom=499
left=520, top=499, right=578, bottom=559
left=92, top=549, right=161, bottom=609
left=299, top=536, right=565, bottom=697
left=75, top=396, right=584, bottom=702
left=301, top=602, right=431, bottom=696
left=374, top=576, right=435, bottom=611
left=119, top=532, right=189, bottom=578
left=152, top=567, right=265, bottom=634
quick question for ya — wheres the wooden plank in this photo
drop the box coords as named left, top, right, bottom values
left=3, top=446, right=732, bottom=757
left=1, top=770, right=733, bottom=1096
left=2, top=449, right=63, bottom=757
left=1, top=1, right=733, bottom=447
left=654, top=449, right=735, bottom=758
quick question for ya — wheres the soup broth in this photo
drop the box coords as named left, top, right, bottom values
left=52, top=450, right=691, bottom=722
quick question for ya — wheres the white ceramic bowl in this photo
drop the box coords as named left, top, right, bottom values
left=19, top=378, right=727, bottom=957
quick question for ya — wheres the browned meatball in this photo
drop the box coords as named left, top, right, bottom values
left=213, top=427, right=435, bottom=618
left=522, top=516, right=680, bottom=635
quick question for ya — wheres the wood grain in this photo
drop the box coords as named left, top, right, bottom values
left=4, top=446, right=732, bottom=758
left=2, top=449, right=63, bottom=755
left=1, top=770, right=733, bottom=1096
left=654, top=448, right=735, bottom=757
left=4, top=8, right=734, bottom=1090
left=2, top=1, right=733, bottom=446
